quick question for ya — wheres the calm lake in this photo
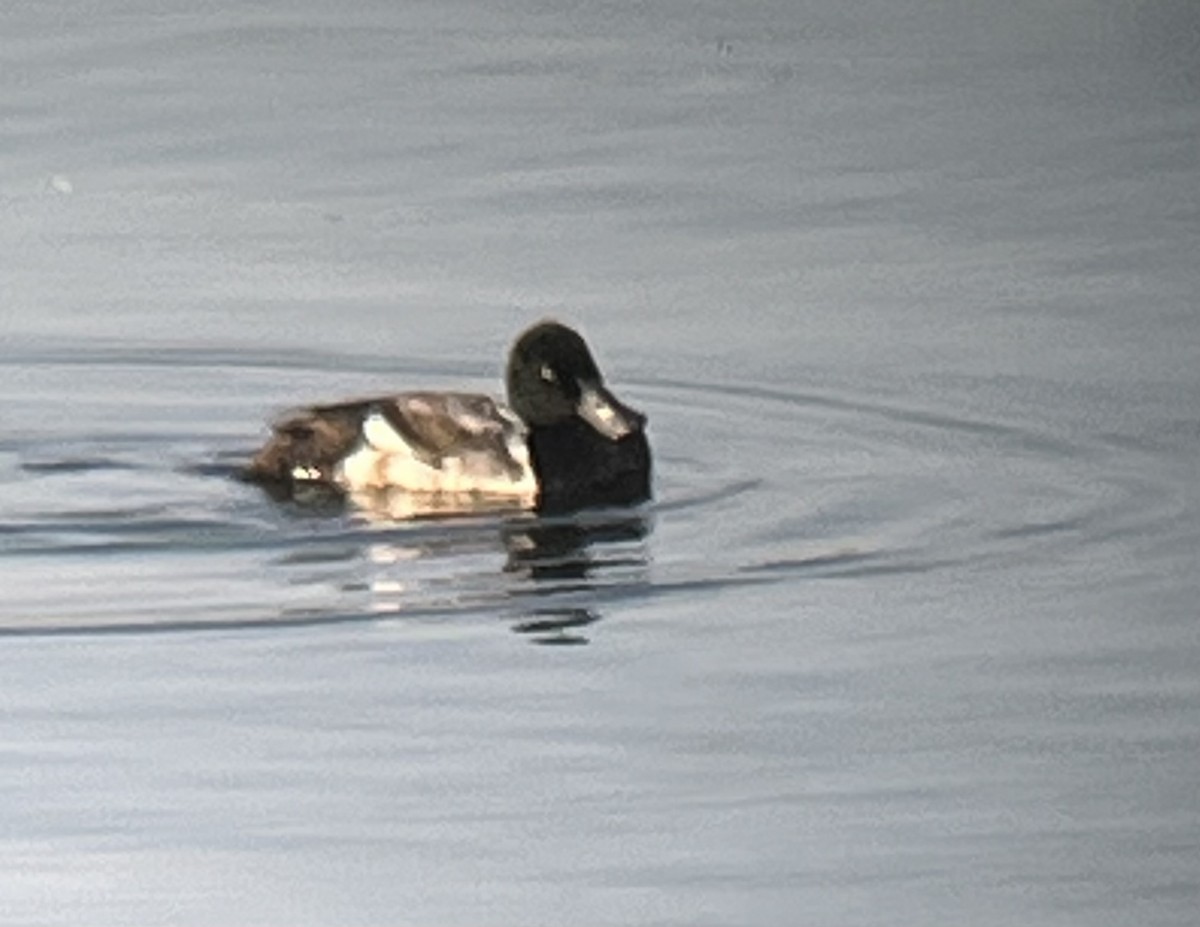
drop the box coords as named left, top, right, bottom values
left=3, top=1, right=1199, bottom=924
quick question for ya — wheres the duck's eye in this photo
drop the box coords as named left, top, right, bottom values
left=539, top=364, right=557, bottom=383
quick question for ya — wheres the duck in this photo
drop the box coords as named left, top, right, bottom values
left=242, top=321, right=651, bottom=516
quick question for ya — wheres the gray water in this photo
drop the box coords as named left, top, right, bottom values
left=3, top=1, right=1200, bottom=924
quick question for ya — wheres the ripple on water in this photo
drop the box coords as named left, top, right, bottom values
left=0, top=349, right=1178, bottom=639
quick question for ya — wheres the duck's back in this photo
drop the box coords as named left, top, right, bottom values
left=244, top=392, right=537, bottom=507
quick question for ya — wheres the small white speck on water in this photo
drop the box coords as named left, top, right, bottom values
left=49, top=174, right=74, bottom=195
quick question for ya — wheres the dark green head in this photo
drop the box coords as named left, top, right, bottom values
left=505, top=321, right=645, bottom=438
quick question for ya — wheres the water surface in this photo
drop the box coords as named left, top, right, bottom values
left=2, top=1, right=1199, bottom=924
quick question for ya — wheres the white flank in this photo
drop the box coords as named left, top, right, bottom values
left=335, top=410, right=538, bottom=513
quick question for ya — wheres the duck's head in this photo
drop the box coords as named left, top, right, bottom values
left=506, top=321, right=646, bottom=439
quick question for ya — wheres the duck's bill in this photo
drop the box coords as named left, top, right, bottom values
left=576, top=383, right=645, bottom=441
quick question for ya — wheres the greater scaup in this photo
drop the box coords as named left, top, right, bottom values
left=242, top=321, right=651, bottom=516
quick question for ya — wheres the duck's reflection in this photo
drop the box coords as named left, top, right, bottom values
left=499, top=512, right=650, bottom=642
left=278, top=496, right=652, bottom=644
left=501, top=513, right=650, bottom=581
left=510, top=608, right=598, bottom=646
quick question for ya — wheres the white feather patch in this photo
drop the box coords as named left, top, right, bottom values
left=336, top=409, right=537, bottom=509
left=361, top=411, right=412, bottom=454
